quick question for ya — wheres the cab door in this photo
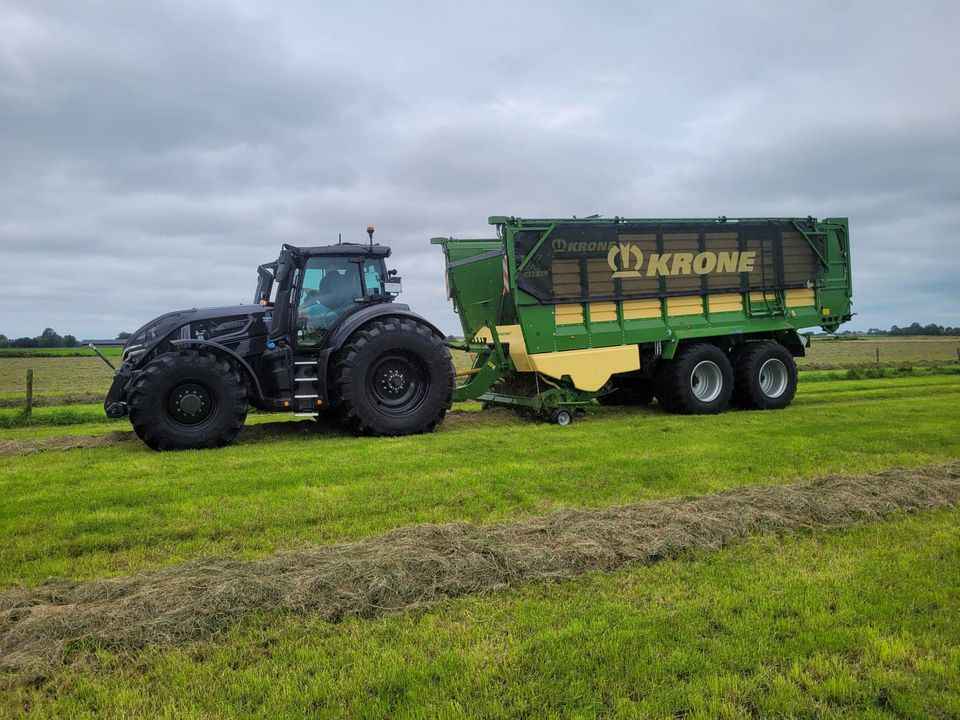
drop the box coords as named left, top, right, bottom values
left=295, top=257, right=363, bottom=348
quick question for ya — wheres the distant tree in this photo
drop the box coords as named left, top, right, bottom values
left=0, top=334, right=7, bottom=348
left=37, top=327, right=64, bottom=348
left=12, top=337, right=35, bottom=348
left=62, top=334, right=78, bottom=348
left=116, top=331, right=132, bottom=340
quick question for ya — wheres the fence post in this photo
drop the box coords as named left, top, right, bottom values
left=24, top=369, right=33, bottom=418
left=875, top=346, right=880, bottom=368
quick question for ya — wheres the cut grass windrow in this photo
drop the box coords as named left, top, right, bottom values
left=2, top=461, right=958, bottom=680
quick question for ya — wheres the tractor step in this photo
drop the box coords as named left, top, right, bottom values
left=294, top=412, right=319, bottom=417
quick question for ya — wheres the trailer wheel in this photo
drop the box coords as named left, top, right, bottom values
left=550, top=408, right=573, bottom=426
left=597, top=378, right=655, bottom=406
left=655, top=343, right=733, bottom=414
left=732, top=342, right=798, bottom=410
left=331, top=319, right=454, bottom=436
left=128, top=350, right=248, bottom=450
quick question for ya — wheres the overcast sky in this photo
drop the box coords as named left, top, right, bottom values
left=1, top=0, right=958, bottom=339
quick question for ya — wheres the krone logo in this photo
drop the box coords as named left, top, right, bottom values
left=607, top=243, right=644, bottom=278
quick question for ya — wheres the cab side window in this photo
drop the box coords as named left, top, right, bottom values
left=363, top=261, right=383, bottom=297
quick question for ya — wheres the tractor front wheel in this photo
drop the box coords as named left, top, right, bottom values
left=128, top=350, right=248, bottom=450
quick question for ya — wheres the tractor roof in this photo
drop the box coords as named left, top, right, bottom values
left=284, top=242, right=392, bottom=259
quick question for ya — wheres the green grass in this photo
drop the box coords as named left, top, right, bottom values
left=0, top=337, right=955, bottom=408
left=1, top=374, right=958, bottom=588
left=803, top=365, right=960, bottom=382
left=0, top=365, right=954, bottom=429
left=0, top=404, right=118, bottom=429
left=2, top=372, right=959, bottom=717
left=5, top=507, right=958, bottom=718
left=0, top=357, right=115, bottom=398
left=798, top=336, right=960, bottom=369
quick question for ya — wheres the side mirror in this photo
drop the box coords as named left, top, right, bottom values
left=382, top=277, right=402, bottom=295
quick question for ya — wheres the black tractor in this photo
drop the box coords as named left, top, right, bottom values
left=100, top=229, right=454, bottom=450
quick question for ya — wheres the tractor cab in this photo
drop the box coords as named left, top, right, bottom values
left=254, top=228, right=403, bottom=351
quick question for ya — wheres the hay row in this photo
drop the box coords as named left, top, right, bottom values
left=2, top=461, right=959, bottom=678
left=0, top=432, right=134, bottom=456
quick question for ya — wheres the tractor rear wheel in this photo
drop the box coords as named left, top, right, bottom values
left=128, top=350, right=248, bottom=450
left=731, top=341, right=798, bottom=410
left=655, top=343, right=733, bottom=414
left=331, top=319, right=454, bottom=436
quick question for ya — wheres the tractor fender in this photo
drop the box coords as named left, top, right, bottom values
left=323, top=303, right=445, bottom=353
left=168, top=338, right=265, bottom=400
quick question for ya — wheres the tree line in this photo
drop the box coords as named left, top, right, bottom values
left=0, top=329, right=130, bottom=349
left=0, top=328, right=79, bottom=348
left=863, top=322, right=960, bottom=336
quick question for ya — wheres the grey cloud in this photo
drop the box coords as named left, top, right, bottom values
left=1, top=0, right=958, bottom=339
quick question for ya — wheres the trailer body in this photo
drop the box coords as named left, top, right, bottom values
left=433, top=215, right=852, bottom=414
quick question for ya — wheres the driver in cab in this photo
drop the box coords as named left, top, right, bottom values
left=298, top=261, right=357, bottom=342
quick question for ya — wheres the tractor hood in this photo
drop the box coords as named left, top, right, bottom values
left=122, top=304, right=270, bottom=360
left=105, top=304, right=270, bottom=419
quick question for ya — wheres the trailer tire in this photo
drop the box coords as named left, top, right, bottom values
left=597, top=378, right=655, bottom=406
left=732, top=342, right=797, bottom=410
left=128, top=350, right=248, bottom=450
left=331, top=319, right=454, bottom=436
left=655, top=343, right=733, bottom=415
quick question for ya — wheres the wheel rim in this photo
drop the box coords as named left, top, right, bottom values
left=369, top=352, right=429, bottom=416
left=758, top=358, right=789, bottom=398
left=690, top=360, right=723, bottom=403
left=167, top=382, right=214, bottom=426
left=556, top=411, right=571, bottom=426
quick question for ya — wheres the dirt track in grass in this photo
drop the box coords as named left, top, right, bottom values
left=2, top=461, right=958, bottom=680
left=0, top=432, right=135, bottom=455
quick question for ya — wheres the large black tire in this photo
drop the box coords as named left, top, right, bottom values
left=655, top=343, right=733, bottom=414
left=128, top=350, right=248, bottom=450
left=330, top=319, right=454, bottom=436
left=597, top=377, right=655, bottom=406
left=731, top=341, right=798, bottom=410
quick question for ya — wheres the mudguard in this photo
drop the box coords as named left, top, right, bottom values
left=323, top=303, right=445, bottom=352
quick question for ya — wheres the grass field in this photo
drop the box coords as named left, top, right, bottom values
left=1, top=345, right=959, bottom=717
left=6, top=509, right=957, bottom=718
left=0, top=357, right=114, bottom=406
left=1, top=336, right=957, bottom=408
left=797, top=336, right=960, bottom=369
